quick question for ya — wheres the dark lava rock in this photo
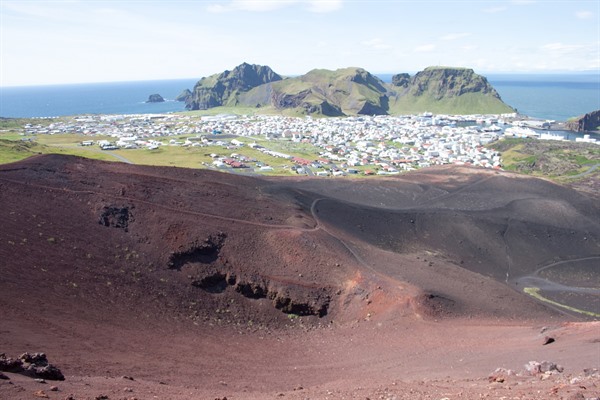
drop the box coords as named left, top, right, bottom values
left=146, top=93, right=165, bottom=103
left=565, top=109, right=600, bottom=132
left=542, top=336, right=555, bottom=345
left=0, top=353, right=64, bottom=381
left=0, top=353, right=24, bottom=372
left=99, top=205, right=133, bottom=231
left=391, top=73, right=411, bottom=88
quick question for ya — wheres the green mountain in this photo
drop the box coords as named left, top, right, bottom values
left=186, top=62, right=283, bottom=110
left=388, top=67, right=513, bottom=114
left=184, top=63, right=514, bottom=116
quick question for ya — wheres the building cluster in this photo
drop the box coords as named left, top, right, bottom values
left=22, top=112, right=527, bottom=174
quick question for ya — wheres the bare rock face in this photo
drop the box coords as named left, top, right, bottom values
left=187, top=62, right=283, bottom=110
left=271, top=90, right=344, bottom=116
left=565, top=109, right=600, bottom=132
left=391, top=72, right=411, bottom=88
left=407, top=67, right=500, bottom=99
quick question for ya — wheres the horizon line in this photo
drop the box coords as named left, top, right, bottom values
left=2, top=69, right=600, bottom=88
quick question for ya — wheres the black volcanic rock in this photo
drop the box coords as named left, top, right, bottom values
left=565, top=109, right=600, bottom=132
left=391, top=73, right=411, bottom=88
left=146, top=93, right=165, bottom=103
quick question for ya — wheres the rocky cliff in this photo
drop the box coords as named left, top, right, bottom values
left=186, top=62, right=282, bottom=110
left=183, top=63, right=514, bottom=116
left=388, top=67, right=512, bottom=114
left=565, top=110, right=600, bottom=132
left=398, top=67, right=499, bottom=98
left=265, top=67, right=389, bottom=116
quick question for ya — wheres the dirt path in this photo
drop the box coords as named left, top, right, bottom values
left=567, top=162, right=600, bottom=179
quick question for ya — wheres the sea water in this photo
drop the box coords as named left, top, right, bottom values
left=1, top=74, right=599, bottom=122
left=487, top=73, right=600, bottom=122
left=0, top=79, right=198, bottom=118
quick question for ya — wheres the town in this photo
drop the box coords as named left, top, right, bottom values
left=20, top=112, right=589, bottom=176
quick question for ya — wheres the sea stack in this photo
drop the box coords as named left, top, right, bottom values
left=146, top=93, right=165, bottom=103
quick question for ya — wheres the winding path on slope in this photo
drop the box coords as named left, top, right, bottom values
left=0, top=172, right=392, bottom=286
left=514, top=256, right=600, bottom=318
left=566, top=163, right=600, bottom=179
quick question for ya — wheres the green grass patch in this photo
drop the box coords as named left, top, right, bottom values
left=0, top=139, right=43, bottom=164
left=389, top=92, right=514, bottom=115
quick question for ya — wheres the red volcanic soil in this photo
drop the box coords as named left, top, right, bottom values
left=0, top=155, right=598, bottom=399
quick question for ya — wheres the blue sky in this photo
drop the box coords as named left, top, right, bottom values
left=1, top=0, right=598, bottom=86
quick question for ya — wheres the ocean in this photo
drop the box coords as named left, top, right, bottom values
left=1, top=74, right=599, bottom=122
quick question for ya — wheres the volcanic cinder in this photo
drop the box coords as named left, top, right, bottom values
left=1, top=154, right=598, bottom=399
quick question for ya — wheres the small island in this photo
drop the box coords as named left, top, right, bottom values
left=146, top=93, right=165, bottom=103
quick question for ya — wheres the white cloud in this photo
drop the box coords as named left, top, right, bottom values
left=361, top=38, right=391, bottom=50
left=575, top=10, right=593, bottom=19
left=414, top=44, right=435, bottom=52
left=539, top=42, right=598, bottom=70
left=440, top=32, right=470, bottom=41
left=541, top=42, right=586, bottom=53
left=206, top=0, right=342, bottom=13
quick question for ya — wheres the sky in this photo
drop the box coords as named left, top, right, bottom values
left=1, top=0, right=599, bottom=86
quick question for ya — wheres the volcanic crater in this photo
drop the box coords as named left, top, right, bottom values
left=1, top=154, right=598, bottom=399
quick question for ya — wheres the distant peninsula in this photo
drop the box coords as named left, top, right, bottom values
left=181, top=62, right=515, bottom=116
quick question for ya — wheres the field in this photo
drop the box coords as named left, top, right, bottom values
left=0, top=121, right=322, bottom=175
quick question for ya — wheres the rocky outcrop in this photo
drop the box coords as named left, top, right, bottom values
left=565, top=109, right=600, bottom=132
left=146, top=93, right=165, bottom=103
left=271, top=90, right=344, bottom=117
left=407, top=67, right=501, bottom=99
left=175, top=88, right=192, bottom=102
left=186, top=62, right=282, bottom=110
left=0, top=353, right=64, bottom=381
left=391, top=73, right=410, bottom=88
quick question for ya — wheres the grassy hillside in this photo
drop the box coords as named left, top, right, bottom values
left=389, top=91, right=514, bottom=115
left=489, top=138, right=600, bottom=177
left=486, top=138, right=600, bottom=199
